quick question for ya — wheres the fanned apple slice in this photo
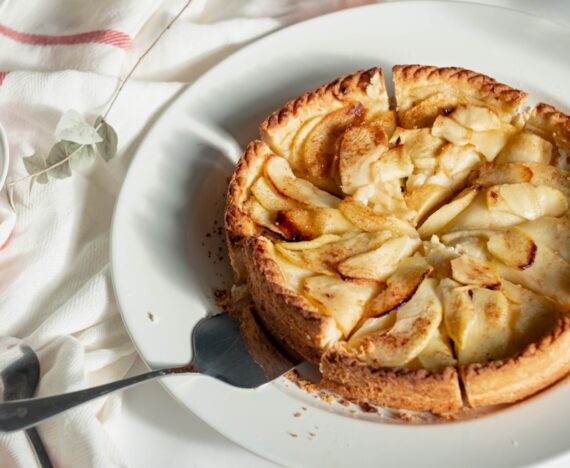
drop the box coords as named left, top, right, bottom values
left=470, top=162, right=570, bottom=198
left=274, top=254, right=315, bottom=292
left=348, top=278, right=442, bottom=367
left=398, top=92, right=459, bottom=129
left=501, top=280, right=559, bottom=350
left=302, top=275, right=378, bottom=336
left=417, top=186, right=480, bottom=238
left=390, top=127, right=445, bottom=160
left=438, top=143, right=482, bottom=178
left=451, top=255, right=501, bottom=289
left=371, top=144, right=414, bottom=182
left=496, top=132, right=553, bottom=164
left=417, top=326, right=457, bottom=371
left=449, top=104, right=501, bottom=131
left=337, top=236, right=420, bottom=281
left=456, top=288, right=511, bottom=364
left=469, top=127, right=517, bottom=161
left=273, top=233, right=341, bottom=251
left=431, top=115, right=472, bottom=145
left=289, top=116, right=322, bottom=169
left=487, top=228, right=537, bottom=269
left=264, top=155, right=340, bottom=208
left=405, top=184, right=451, bottom=224
left=439, top=278, right=476, bottom=349
left=445, top=191, right=525, bottom=231
left=496, top=244, right=570, bottom=308
left=251, top=177, right=299, bottom=211
left=366, top=255, right=433, bottom=319
left=302, top=103, right=365, bottom=186
left=338, top=197, right=417, bottom=236
left=486, top=183, right=568, bottom=220
left=276, top=231, right=392, bottom=275
left=275, top=207, right=354, bottom=240
left=243, top=198, right=283, bottom=235
left=338, top=123, right=388, bottom=194
left=518, top=216, right=570, bottom=263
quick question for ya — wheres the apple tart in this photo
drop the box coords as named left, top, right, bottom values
left=225, top=65, right=570, bottom=414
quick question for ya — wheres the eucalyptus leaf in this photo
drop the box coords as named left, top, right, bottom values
left=55, top=110, right=103, bottom=145
left=94, top=116, right=118, bottom=161
left=46, top=142, right=72, bottom=179
left=23, top=153, right=47, bottom=176
left=68, top=142, right=96, bottom=171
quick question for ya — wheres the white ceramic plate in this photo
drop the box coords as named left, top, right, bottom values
left=111, top=2, right=570, bottom=467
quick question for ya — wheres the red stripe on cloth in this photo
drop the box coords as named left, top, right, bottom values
left=0, top=24, right=131, bottom=49
left=0, top=231, right=13, bottom=250
left=0, top=72, right=8, bottom=86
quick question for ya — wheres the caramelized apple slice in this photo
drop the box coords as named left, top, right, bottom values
left=456, top=288, right=511, bottom=364
left=371, top=144, right=413, bottom=182
left=274, top=254, right=314, bottom=292
left=449, top=104, right=500, bottom=131
left=338, top=197, right=417, bottom=236
left=496, top=244, right=570, bottom=308
left=348, top=278, right=442, bottom=367
left=431, top=115, right=472, bottom=145
left=518, top=216, right=570, bottom=263
left=264, top=155, right=340, bottom=208
left=289, top=116, right=322, bottom=169
left=337, top=236, right=420, bottom=281
left=405, top=184, right=451, bottom=224
left=445, top=192, right=525, bottom=231
left=276, top=232, right=392, bottom=275
left=451, top=255, right=501, bottom=289
left=501, top=280, right=559, bottom=350
left=303, top=275, right=378, bottom=336
left=487, top=228, right=537, bottom=269
left=469, top=126, right=517, bottom=161
left=275, top=208, right=354, bottom=240
left=417, top=326, right=457, bottom=371
left=486, top=183, right=568, bottom=220
left=438, top=143, right=482, bottom=178
left=390, top=127, right=445, bottom=159
left=371, top=110, right=397, bottom=138
left=366, top=255, right=432, bottom=318
left=338, top=123, right=387, bottom=194
left=273, top=233, right=340, bottom=251
left=398, top=93, right=459, bottom=129
left=439, top=278, right=475, bottom=349
left=302, top=103, right=365, bottom=186
left=250, top=176, right=298, bottom=211
left=496, top=132, right=553, bottom=164
left=417, top=186, right=480, bottom=238
left=243, top=198, right=282, bottom=235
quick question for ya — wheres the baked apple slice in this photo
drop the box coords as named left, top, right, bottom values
left=496, top=132, right=553, bottom=164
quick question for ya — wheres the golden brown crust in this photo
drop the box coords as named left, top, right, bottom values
left=525, top=103, right=570, bottom=151
left=243, top=236, right=341, bottom=362
left=462, top=315, right=570, bottom=408
left=224, top=140, right=273, bottom=281
left=260, top=67, right=389, bottom=157
left=393, top=64, right=527, bottom=119
left=321, top=343, right=462, bottom=414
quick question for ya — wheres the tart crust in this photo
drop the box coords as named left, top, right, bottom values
left=392, top=64, right=527, bottom=119
left=462, top=314, right=570, bottom=408
left=243, top=235, right=341, bottom=363
left=525, top=103, right=570, bottom=151
left=321, top=343, right=462, bottom=414
left=260, top=67, right=390, bottom=156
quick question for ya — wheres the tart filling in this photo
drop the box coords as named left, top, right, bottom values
left=225, top=65, right=570, bottom=414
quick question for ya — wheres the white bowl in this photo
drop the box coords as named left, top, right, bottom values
left=0, top=124, right=8, bottom=191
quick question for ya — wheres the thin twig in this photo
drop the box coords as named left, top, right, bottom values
left=6, top=0, right=193, bottom=192
left=102, top=0, right=192, bottom=120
